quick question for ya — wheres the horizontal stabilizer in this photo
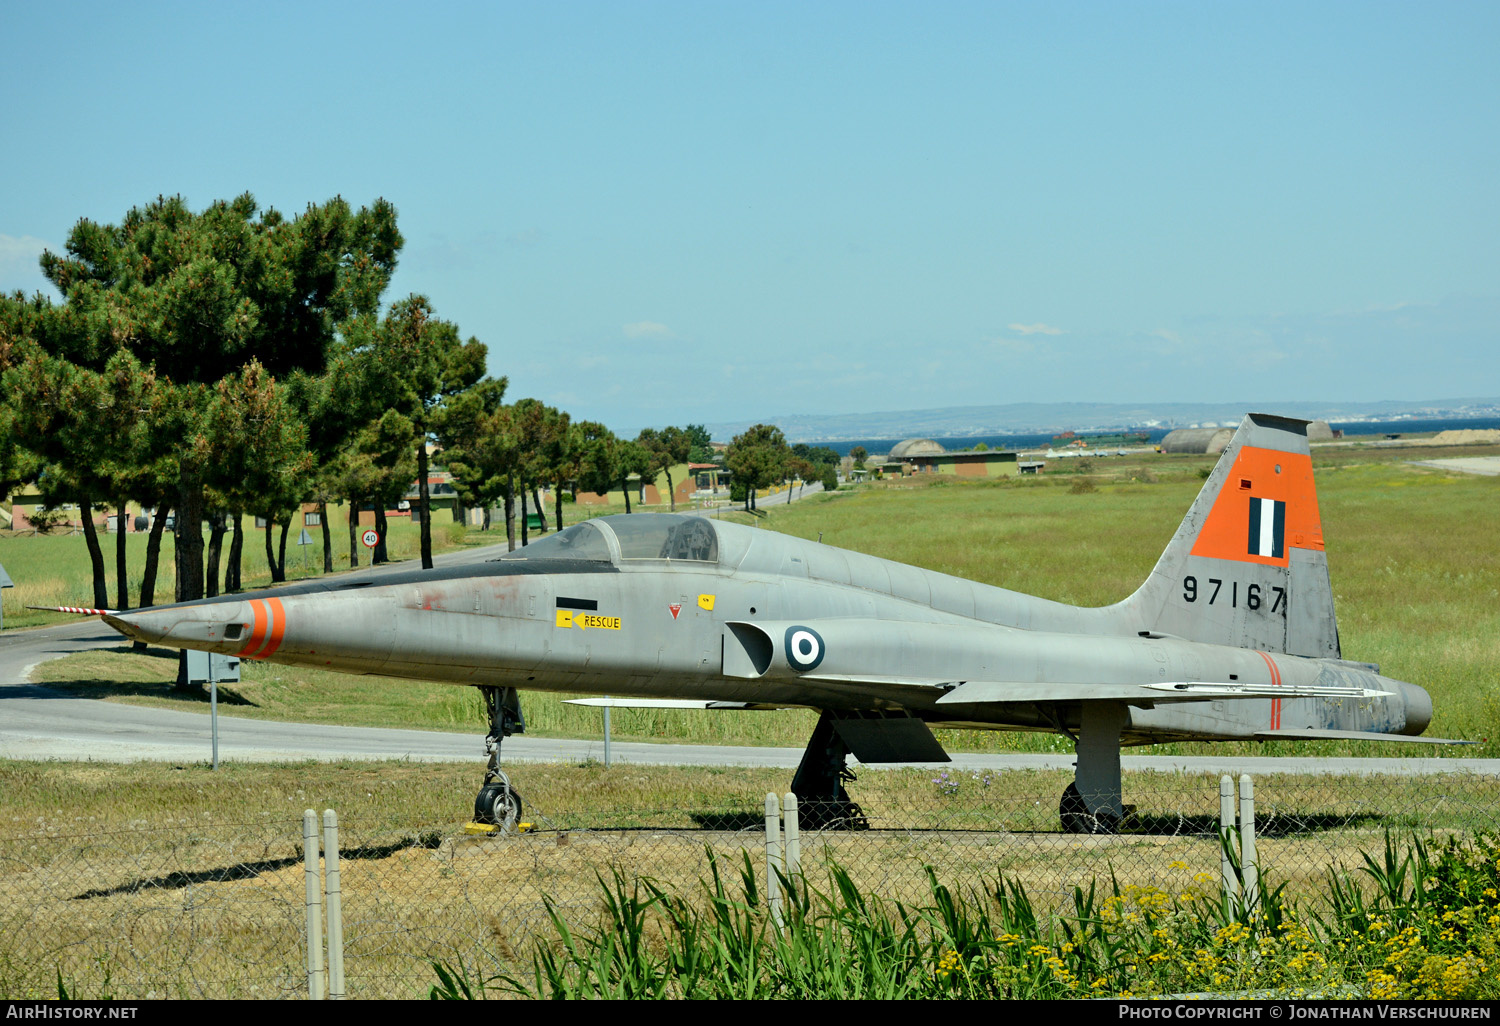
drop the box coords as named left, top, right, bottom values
left=937, top=680, right=1393, bottom=707
left=562, top=698, right=778, bottom=711
left=28, top=605, right=120, bottom=616
left=1254, top=728, right=1475, bottom=745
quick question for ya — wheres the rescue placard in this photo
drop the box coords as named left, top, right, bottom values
left=555, top=610, right=622, bottom=631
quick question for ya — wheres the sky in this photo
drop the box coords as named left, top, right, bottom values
left=2, top=2, right=1497, bottom=435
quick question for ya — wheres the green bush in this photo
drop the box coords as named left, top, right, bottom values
left=434, top=835, right=1500, bottom=1001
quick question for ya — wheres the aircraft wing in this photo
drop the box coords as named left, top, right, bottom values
left=936, top=680, right=1393, bottom=707
left=1253, top=728, right=1474, bottom=745
left=562, top=698, right=785, bottom=711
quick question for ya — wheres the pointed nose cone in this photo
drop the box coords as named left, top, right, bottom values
left=102, top=610, right=168, bottom=645
left=104, top=602, right=253, bottom=654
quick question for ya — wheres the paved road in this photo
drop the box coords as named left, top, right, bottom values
left=1410, top=456, right=1500, bottom=477
left=695, top=480, right=824, bottom=515
left=757, top=481, right=824, bottom=506
left=2, top=529, right=1496, bottom=778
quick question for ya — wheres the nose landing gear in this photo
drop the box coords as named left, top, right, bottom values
left=472, top=686, right=526, bottom=832
left=474, top=774, right=523, bottom=831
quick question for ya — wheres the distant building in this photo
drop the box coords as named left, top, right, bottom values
left=1160, top=428, right=1235, bottom=454
left=1162, top=420, right=1335, bottom=454
left=886, top=439, right=1019, bottom=477
left=577, top=463, right=724, bottom=508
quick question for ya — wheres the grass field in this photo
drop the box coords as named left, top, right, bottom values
left=13, top=441, right=1500, bottom=760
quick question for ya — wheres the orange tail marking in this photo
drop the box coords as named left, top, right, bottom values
left=1190, top=446, right=1323, bottom=567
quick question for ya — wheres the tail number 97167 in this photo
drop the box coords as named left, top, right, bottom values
left=1182, top=576, right=1285, bottom=613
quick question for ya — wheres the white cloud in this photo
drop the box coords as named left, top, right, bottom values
left=623, top=321, right=673, bottom=339
left=1008, top=322, right=1064, bottom=336
left=0, top=234, right=54, bottom=283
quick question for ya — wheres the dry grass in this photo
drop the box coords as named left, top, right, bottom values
left=4, top=757, right=1498, bottom=998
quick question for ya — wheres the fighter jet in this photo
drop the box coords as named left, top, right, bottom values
left=99, top=414, right=1460, bottom=832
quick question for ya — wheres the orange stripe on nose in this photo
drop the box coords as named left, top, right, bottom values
left=237, top=600, right=267, bottom=658
left=246, top=599, right=281, bottom=660
left=259, top=598, right=288, bottom=659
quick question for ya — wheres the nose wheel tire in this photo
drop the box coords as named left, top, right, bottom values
left=474, top=782, right=523, bottom=831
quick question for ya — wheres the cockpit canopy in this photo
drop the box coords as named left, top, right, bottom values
left=497, top=514, right=720, bottom=565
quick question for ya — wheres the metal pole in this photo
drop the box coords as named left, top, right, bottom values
left=1239, top=774, right=1259, bottom=912
left=1219, top=775, right=1238, bottom=916
left=303, top=810, right=325, bottom=999
left=765, top=793, right=783, bottom=929
left=322, top=810, right=346, bottom=1000
left=603, top=700, right=612, bottom=768
left=210, top=680, right=219, bottom=771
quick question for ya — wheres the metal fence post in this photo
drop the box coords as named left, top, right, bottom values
left=303, top=809, right=325, bottom=999
left=783, top=792, right=800, bottom=880
left=322, top=810, right=346, bottom=1000
left=1239, top=774, right=1259, bottom=913
left=765, top=792, right=784, bottom=929
left=1219, top=775, right=1238, bottom=916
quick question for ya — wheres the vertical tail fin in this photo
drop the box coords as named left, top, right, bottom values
left=1119, top=413, right=1340, bottom=658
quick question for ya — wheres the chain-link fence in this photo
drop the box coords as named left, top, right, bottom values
left=3, top=771, right=1498, bottom=999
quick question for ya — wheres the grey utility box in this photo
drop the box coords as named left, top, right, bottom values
left=0, top=563, right=12, bottom=630
left=182, top=649, right=241, bottom=685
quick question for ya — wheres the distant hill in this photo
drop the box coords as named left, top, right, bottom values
left=705, top=398, right=1500, bottom=443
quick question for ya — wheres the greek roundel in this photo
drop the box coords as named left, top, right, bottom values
left=784, top=625, right=825, bottom=672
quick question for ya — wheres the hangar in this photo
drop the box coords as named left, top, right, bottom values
left=888, top=439, right=1019, bottom=477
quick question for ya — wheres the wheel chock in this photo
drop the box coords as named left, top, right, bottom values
left=462, top=821, right=535, bottom=836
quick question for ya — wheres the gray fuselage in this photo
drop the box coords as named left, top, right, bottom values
left=107, top=513, right=1431, bottom=746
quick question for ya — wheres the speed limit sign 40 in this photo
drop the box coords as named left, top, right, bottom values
left=361, top=529, right=380, bottom=549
